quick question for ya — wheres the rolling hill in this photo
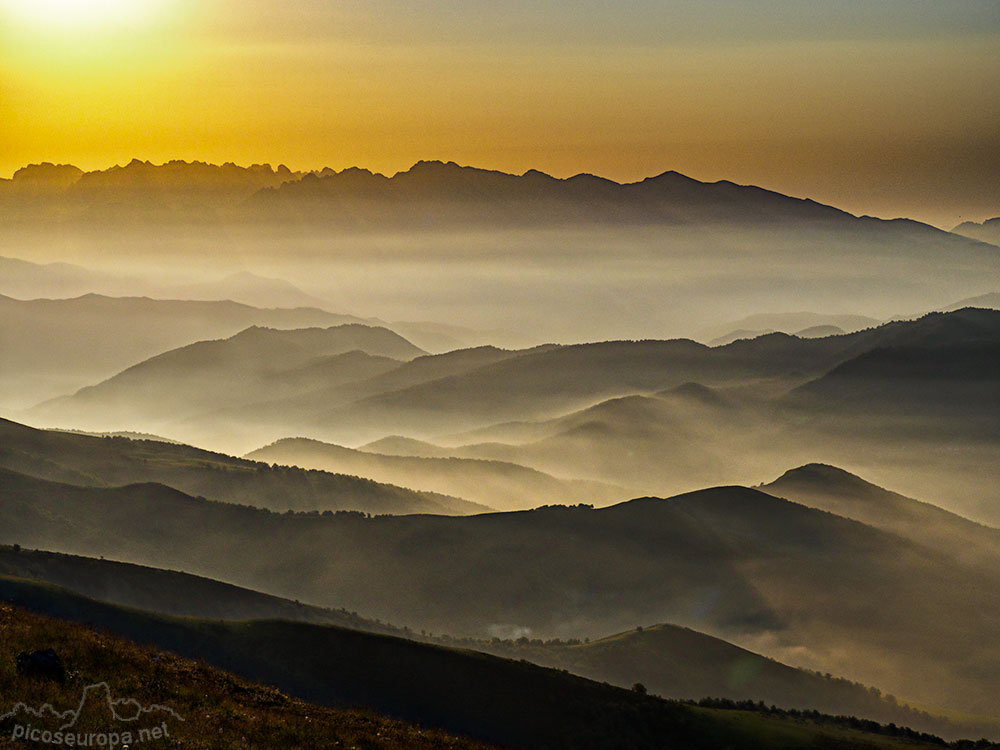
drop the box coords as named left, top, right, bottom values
left=1, top=465, right=998, bottom=714
left=246, top=437, right=624, bottom=510
left=786, top=342, right=1000, bottom=438
left=33, top=341, right=561, bottom=452
left=339, top=310, right=1000, bottom=519
left=939, top=291, right=1000, bottom=312
left=0, top=418, right=484, bottom=515
left=29, top=323, right=425, bottom=428
left=436, top=384, right=749, bottom=492
left=699, top=312, right=881, bottom=346
left=0, top=255, right=339, bottom=310
left=302, top=308, right=1000, bottom=444
left=475, top=623, right=992, bottom=738
left=0, top=544, right=393, bottom=633
left=760, top=464, right=1000, bottom=568
left=0, top=293, right=370, bottom=409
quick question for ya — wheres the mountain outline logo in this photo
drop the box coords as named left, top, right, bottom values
left=1, top=682, right=184, bottom=746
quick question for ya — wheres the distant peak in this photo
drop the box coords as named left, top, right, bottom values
left=643, top=170, right=700, bottom=184
left=521, top=168, right=555, bottom=180
left=407, top=159, right=459, bottom=172
left=566, top=172, right=616, bottom=185
left=661, top=381, right=724, bottom=404
left=615, top=484, right=775, bottom=510
left=11, top=162, right=84, bottom=188
left=232, top=324, right=272, bottom=336
left=780, top=463, right=855, bottom=479
left=768, top=463, right=878, bottom=492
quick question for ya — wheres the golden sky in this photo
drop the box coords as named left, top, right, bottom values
left=1, top=0, right=997, bottom=227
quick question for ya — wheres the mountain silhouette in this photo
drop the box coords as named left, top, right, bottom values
left=0, top=293, right=373, bottom=409
left=953, top=217, right=1000, bottom=246
left=787, top=341, right=1000, bottom=438
left=761, top=464, right=1000, bottom=568
left=7, top=163, right=84, bottom=192
left=249, top=160, right=900, bottom=230
left=294, top=308, right=1000, bottom=442
left=1, top=158, right=993, bottom=247
left=938, top=291, right=1000, bottom=312
left=29, top=323, right=426, bottom=429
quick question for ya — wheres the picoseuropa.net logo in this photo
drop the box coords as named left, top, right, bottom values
left=2, top=681, right=184, bottom=747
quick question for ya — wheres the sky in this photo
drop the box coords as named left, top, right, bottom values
left=0, top=0, right=997, bottom=228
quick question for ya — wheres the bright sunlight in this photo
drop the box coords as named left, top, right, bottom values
left=0, top=0, right=170, bottom=31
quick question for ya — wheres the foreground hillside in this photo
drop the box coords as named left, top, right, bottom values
left=0, top=601, right=494, bottom=750
left=0, top=581, right=981, bottom=750
left=4, top=543, right=990, bottom=738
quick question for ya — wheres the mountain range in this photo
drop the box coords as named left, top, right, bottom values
left=3, top=159, right=996, bottom=244
left=3, top=156, right=998, bottom=748
left=20, top=308, right=1000, bottom=521
left=4, top=161, right=998, bottom=346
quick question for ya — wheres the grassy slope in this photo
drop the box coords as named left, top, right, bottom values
left=0, top=600, right=493, bottom=750
left=0, top=545, right=398, bottom=634
left=0, top=578, right=969, bottom=750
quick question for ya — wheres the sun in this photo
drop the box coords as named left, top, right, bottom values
left=0, top=0, right=169, bottom=31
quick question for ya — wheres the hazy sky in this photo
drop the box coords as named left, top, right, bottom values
left=1, top=0, right=997, bottom=227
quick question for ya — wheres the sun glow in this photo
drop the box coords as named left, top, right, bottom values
left=0, top=0, right=170, bottom=31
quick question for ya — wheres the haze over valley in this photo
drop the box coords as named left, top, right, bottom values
left=2, top=2, right=998, bottom=746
